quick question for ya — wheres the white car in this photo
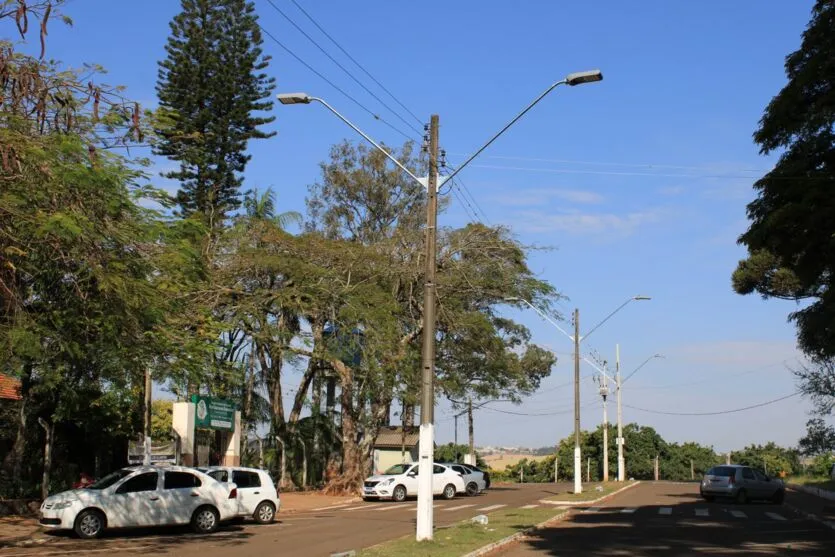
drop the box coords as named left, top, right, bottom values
left=362, top=462, right=466, bottom=502
left=201, top=466, right=280, bottom=524
left=446, top=463, right=487, bottom=496
left=39, top=466, right=238, bottom=539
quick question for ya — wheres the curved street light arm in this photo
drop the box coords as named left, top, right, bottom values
left=308, top=96, right=426, bottom=187
left=581, top=295, right=650, bottom=343
left=621, top=354, right=665, bottom=385
left=442, top=79, right=568, bottom=185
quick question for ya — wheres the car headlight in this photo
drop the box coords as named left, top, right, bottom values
left=53, top=501, right=73, bottom=510
left=380, top=478, right=394, bottom=486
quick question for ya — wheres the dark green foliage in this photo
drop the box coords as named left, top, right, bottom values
left=732, top=443, right=801, bottom=476
left=732, top=1, right=835, bottom=368
left=155, top=0, right=276, bottom=228
left=434, top=443, right=487, bottom=467
left=798, top=418, right=835, bottom=456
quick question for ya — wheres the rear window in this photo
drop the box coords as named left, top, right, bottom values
left=707, top=466, right=736, bottom=477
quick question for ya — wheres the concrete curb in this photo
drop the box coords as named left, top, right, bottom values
left=787, top=483, right=835, bottom=501
left=460, top=509, right=570, bottom=557
left=539, top=480, right=641, bottom=506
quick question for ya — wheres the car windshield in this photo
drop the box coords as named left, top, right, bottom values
left=707, top=466, right=737, bottom=477
left=383, top=464, right=411, bottom=475
left=87, top=469, right=133, bottom=490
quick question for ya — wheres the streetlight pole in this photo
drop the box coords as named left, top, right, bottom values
left=277, top=68, right=603, bottom=541
left=616, top=344, right=625, bottom=482
left=600, top=363, right=609, bottom=482
left=508, top=296, right=650, bottom=493
left=573, top=309, right=582, bottom=494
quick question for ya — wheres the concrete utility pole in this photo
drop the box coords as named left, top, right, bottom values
left=654, top=455, right=659, bottom=481
left=616, top=344, right=625, bottom=482
left=467, top=398, right=475, bottom=465
left=600, top=366, right=609, bottom=482
left=143, top=367, right=152, bottom=466
left=574, top=308, right=582, bottom=493
left=416, top=114, right=440, bottom=541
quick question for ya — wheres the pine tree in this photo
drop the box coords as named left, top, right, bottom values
left=155, top=0, right=275, bottom=230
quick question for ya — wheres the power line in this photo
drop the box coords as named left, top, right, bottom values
left=624, top=392, right=800, bottom=417
left=263, top=0, right=422, bottom=139
left=288, top=0, right=424, bottom=127
left=447, top=153, right=771, bottom=174
left=442, top=161, right=491, bottom=224
left=628, top=359, right=799, bottom=391
left=256, top=22, right=414, bottom=141
left=461, top=163, right=833, bottom=182
left=481, top=400, right=598, bottom=417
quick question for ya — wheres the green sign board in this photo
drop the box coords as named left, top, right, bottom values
left=191, top=395, right=236, bottom=432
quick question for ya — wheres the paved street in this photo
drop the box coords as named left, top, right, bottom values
left=498, top=482, right=835, bottom=556
left=0, top=483, right=567, bottom=557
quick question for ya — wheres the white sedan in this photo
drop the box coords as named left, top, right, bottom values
left=39, top=466, right=238, bottom=538
left=363, top=462, right=466, bottom=502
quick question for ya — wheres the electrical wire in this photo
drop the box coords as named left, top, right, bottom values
left=624, top=392, right=801, bottom=416
left=288, top=0, right=424, bottom=127
left=447, top=153, right=772, bottom=174
left=443, top=162, right=491, bottom=224
left=263, top=0, right=422, bottom=139
left=628, top=359, right=799, bottom=391
left=256, top=23, right=414, bottom=141
left=464, top=163, right=833, bottom=182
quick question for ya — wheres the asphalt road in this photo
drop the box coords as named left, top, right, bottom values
left=0, top=483, right=570, bottom=557
left=497, top=482, right=835, bottom=556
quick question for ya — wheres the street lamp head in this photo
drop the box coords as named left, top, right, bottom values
left=565, top=69, right=603, bottom=86
left=633, top=295, right=651, bottom=301
left=276, top=93, right=312, bottom=105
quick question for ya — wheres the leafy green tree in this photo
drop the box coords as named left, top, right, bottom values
left=732, top=1, right=835, bottom=405
left=798, top=418, right=835, bottom=456
left=733, top=443, right=800, bottom=476
left=155, top=0, right=275, bottom=230
left=434, top=443, right=487, bottom=467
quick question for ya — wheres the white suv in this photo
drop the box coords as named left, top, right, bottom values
left=363, top=462, right=466, bottom=502
left=202, top=466, right=280, bottom=524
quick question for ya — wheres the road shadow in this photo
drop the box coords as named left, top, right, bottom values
left=513, top=497, right=833, bottom=556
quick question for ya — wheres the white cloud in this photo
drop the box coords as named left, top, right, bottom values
left=509, top=208, right=664, bottom=236
left=489, top=188, right=604, bottom=207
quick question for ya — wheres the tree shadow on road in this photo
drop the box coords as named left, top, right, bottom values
left=512, top=498, right=834, bottom=556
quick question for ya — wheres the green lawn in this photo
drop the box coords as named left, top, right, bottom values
left=358, top=507, right=565, bottom=557
left=788, top=476, right=835, bottom=491
left=544, top=481, right=635, bottom=503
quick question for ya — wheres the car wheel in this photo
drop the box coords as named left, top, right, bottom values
left=443, top=484, right=456, bottom=500
left=771, top=490, right=785, bottom=504
left=191, top=506, right=220, bottom=534
left=254, top=501, right=276, bottom=524
left=392, top=485, right=407, bottom=502
left=735, top=489, right=748, bottom=505
left=466, top=482, right=479, bottom=497
left=74, top=509, right=105, bottom=539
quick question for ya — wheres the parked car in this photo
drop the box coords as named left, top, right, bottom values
left=200, top=466, right=280, bottom=524
left=362, top=462, right=466, bottom=502
left=39, top=466, right=238, bottom=539
left=444, top=463, right=486, bottom=496
left=830, top=462, right=835, bottom=480
left=459, top=463, right=491, bottom=489
left=699, top=464, right=785, bottom=504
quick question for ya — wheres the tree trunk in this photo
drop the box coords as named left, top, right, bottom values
left=311, top=364, right=323, bottom=483
left=288, top=320, right=324, bottom=426
left=468, top=399, right=475, bottom=464
left=260, top=340, right=284, bottom=436
left=402, top=399, right=415, bottom=428
left=38, top=418, right=53, bottom=500
left=10, top=364, right=32, bottom=497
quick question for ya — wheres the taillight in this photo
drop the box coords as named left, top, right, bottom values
left=229, top=488, right=237, bottom=499
left=728, top=475, right=735, bottom=486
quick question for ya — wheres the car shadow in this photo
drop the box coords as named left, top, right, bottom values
left=43, top=522, right=254, bottom=545
left=514, top=497, right=829, bottom=557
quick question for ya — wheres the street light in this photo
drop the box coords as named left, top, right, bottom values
left=615, top=349, right=663, bottom=481
left=507, top=295, right=649, bottom=493
left=278, top=68, right=602, bottom=542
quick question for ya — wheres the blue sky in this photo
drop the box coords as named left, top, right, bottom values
left=38, top=0, right=830, bottom=451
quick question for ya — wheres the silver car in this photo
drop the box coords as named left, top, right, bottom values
left=700, top=464, right=785, bottom=504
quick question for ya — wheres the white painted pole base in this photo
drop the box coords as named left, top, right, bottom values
left=617, top=437, right=625, bottom=482
left=573, top=446, right=582, bottom=494
left=415, top=423, right=435, bottom=541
